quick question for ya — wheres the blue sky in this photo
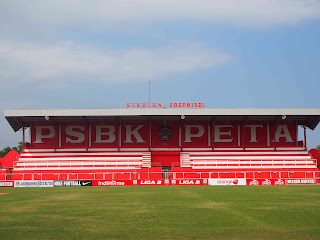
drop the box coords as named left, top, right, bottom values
left=0, top=0, right=320, bottom=149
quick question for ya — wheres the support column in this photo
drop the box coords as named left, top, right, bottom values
left=267, top=123, right=270, bottom=147
left=237, top=123, right=240, bottom=147
left=54, top=124, right=57, bottom=152
left=59, top=123, right=61, bottom=148
left=296, top=121, right=298, bottom=146
left=30, top=124, right=32, bottom=148
left=179, top=120, right=182, bottom=148
left=208, top=121, right=211, bottom=147
left=242, top=122, right=245, bottom=151
left=86, top=124, right=89, bottom=152
left=89, top=122, right=92, bottom=148
left=211, top=118, right=215, bottom=152
left=149, top=117, right=151, bottom=151
left=22, top=127, right=25, bottom=149
left=274, top=122, right=277, bottom=151
left=304, top=126, right=307, bottom=150
left=119, top=121, right=122, bottom=150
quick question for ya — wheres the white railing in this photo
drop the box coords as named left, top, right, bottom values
left=190, top=158, right=317, bottom=168
left=13, top=158, right=317, bottom=170
left=5, top=170, right=319, bottom=181
left=14, top=160, right=146, bottom=170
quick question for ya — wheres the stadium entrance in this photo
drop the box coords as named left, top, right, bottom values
left=162, top=166, right=171, bottom=179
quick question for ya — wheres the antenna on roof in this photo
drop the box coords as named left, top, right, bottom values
left=148, top=80, right=151, bottom=108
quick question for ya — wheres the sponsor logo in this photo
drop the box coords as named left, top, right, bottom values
left=274, top=179, right=285, bottom=185
left=133, top=179, right=208, bottom=186
left=15, top=181, right=53, bottom=187
left=287, top=179, right=316, bottom=184
left=178, top=180, right=201, bottom=185
left=93, top=180, right=131, bottom=186
left=248, top=179, right=259, bottom=185
left=98, top=181, right=125, bottom=186
left=209, top=179, right=246, bottom=186
left=53, top=180, right=92, bottom=187
left=0, top=181, right=14, bottom=187
left=247, top=179, right=287, bottom=186
left=140, top=180, right=163, bottom=185
left=80, top=181, right=92, bottom=186
left=218, top=179, right=235, bottom=185
left=262, top=179, right=272, bottom=185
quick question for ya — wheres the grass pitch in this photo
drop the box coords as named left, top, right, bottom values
left=0, top=185, right=320, bottom=240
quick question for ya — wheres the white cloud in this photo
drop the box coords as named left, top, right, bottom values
left=0, top=0, right=320, bottom=30
left=0, top=41, right=231, bottom=86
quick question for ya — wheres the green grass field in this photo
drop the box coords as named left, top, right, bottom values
left=0, top=186, right=320, bottom=240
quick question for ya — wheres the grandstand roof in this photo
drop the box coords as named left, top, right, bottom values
left=5, top=108, right=320, bottom=131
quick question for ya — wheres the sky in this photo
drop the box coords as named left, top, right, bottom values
left=0, top=0, right=320, bottom=149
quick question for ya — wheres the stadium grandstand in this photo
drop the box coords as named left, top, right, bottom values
left=1, top=108, right=320, bottom=185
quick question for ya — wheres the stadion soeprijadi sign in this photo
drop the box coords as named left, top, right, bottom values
left=126, top=102, right=205, bottom=108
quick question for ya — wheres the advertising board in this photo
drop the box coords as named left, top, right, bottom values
left=15, top=180, right=54, bottom=187
left=53, top=180, right=92, bottom=187
left=208, top=179, right=246, bottom=186
left=171, top=179, right=208, bottom=185
left=246, top=179, right=285, bottom=185
left=92, top=180, right=132, bottom=186
left=132, top=179, right=208, bottom=185
left=132, top=179, right=170, bottom=185
left=286, top=179, right=316, bottom=184
left=0, top=181, right=14, bottom=187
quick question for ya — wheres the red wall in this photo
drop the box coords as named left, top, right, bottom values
left=151, top=152, right=180, bottom=166
left=0, top=150, right=20, bottom=168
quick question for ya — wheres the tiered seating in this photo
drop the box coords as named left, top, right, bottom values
left=8, top=148, right=318, bottom=181
left=14, top=149, right=151, bottom=172
left=11, top=149, right=154, bottom=180
left=181, top=151, right=317, bottom=169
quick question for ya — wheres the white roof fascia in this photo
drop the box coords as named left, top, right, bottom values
left=4, top=108, right=320, bottom=117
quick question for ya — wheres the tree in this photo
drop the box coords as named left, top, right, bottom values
left=0, top=142, right=23, bottom=157
left=0, top=147, right=12, bottom=158
left=12, top=142, right=23, bottom=153
left=316, top=145, right=320, bottom=151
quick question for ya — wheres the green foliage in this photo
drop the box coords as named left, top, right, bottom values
left=316, top=145, right=320, bottom=151
left=0, top=142, right=23, bottom=157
